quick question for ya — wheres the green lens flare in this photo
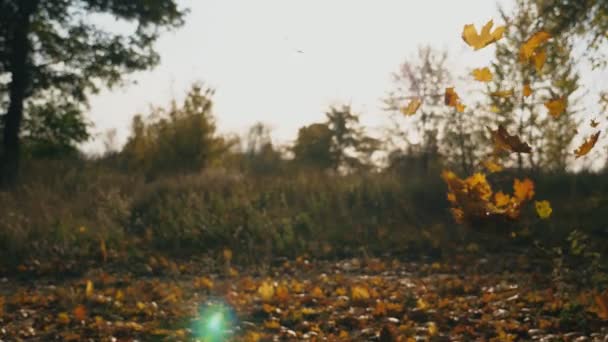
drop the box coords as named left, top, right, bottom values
left=193, top=302, right=235, bottom=342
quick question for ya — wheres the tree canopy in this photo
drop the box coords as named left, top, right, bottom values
left=0, top=0, right=186, bottom=185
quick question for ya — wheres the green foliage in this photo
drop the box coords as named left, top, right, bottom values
left=121, top=84, right=232, bottom=178
left=292, top=105, right=379, bottom=172
left=0, top=0, right=186, bottom=184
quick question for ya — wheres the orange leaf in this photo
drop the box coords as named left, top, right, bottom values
left=523, top=84, right=533, bottom=97
left=73, top=305, right=87, bottom=321
left=462, top=20, right=505, bottom=50
left=489, top=125, right=532, bottom=153
left=513, top=178, right=535, bottom=202
left=531, top=49, right=547, bottom=73
left=445, top=87, right=460, bottom=106
left=595, top=291, right=608, bottom=320
left=574, top=131, right=601, bottom=158
left=545, top=97, right=567, bottom=118
left=472, top=67, right=493, bottom=82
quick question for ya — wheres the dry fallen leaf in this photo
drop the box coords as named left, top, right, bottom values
left=472, top=67, right=493, bottom=82
left=574, top=131, right=601, bottom=158
left=462, top=20, right=506, bottom=50
left=490, top=125, right=532, bottom=153
left=257, top=280, right=275, bottom=302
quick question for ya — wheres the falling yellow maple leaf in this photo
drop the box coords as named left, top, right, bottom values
left=535, top=200, right=552, bottom=219
left=531, top=49, right=547, bottom=73
left=490, top=89, right=514, bottom=97
left=456, top=102, right=466, bottom=113
left=520, top=31, right=551, bottom=62
left=400, top=98, right=422, bottom=116
left=494, top=191, right=511, bottom=207
left=545, top=97, right=567, bottom=118
left=574, top=131, right=601, bottom=158
left=489, top=125, right=532, bottom=153
left=462, top=20, right=506, bottom=50
left=482, top=159, right=503, bottom=173
left=445, top=87, right=460, bottom=106
left=590, top=119, right=600, bottom=128
left=523, top=83, right=533, bottom=97
left=472, top=67, right=493, bottom=82
left=513, top=178, right=535, bottom=202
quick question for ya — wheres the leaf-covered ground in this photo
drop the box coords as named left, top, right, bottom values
left=1, top=255, right=607, bottom=341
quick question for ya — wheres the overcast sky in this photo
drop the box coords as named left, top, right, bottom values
left=84, top=0, right=606, bottom=164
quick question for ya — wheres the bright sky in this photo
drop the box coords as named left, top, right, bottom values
left=85, top=0, right=608, bottom=163
left=85, top=0, right=517, bottom=152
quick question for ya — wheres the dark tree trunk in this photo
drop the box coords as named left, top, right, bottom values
left=0, top=0, right=37, bottom=187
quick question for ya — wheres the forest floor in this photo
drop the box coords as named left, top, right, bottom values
left=1, top=254, right=607, bottom=341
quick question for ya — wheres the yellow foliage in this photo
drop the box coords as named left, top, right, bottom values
left=535, top=200, right=552, bottom=219
left=513, top=178, right=535, bottom=202
left=462, top=20, right=506, bottom=50
left=257, top=280, right=275, bottom=302
left=472, top=67, right=493, bottom=82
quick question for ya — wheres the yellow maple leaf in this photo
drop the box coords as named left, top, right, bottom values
left=535, top=200, right=552, bottom=219
left=574, top=131, right=601, bottom=158
left=400, top=98, right=422, bottom=116
left=482, top=159, right=503, bottom=173
left=495, top=191, right=511, bottom=207
left=257, top=280, right=275, bottom=302
left=462, top=20, right=506, bottom=50
left=520, top=31, right=551, bottom=62
left=490, top=89, right=514, bottom=97
left=444, top=87, right=460, bottom=106
left=472, top=67, right=493, bottom=82
left=545, top=97, right=567, bottom=118
left=531, top=49, right=547, bottom=73
left=351, top=285, right=370, bottom=302
left=513, top=178, right=535, bottom=202
left=523, top=83, right=533, bottom=97
left=456, top=102, right=466, bottom=113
